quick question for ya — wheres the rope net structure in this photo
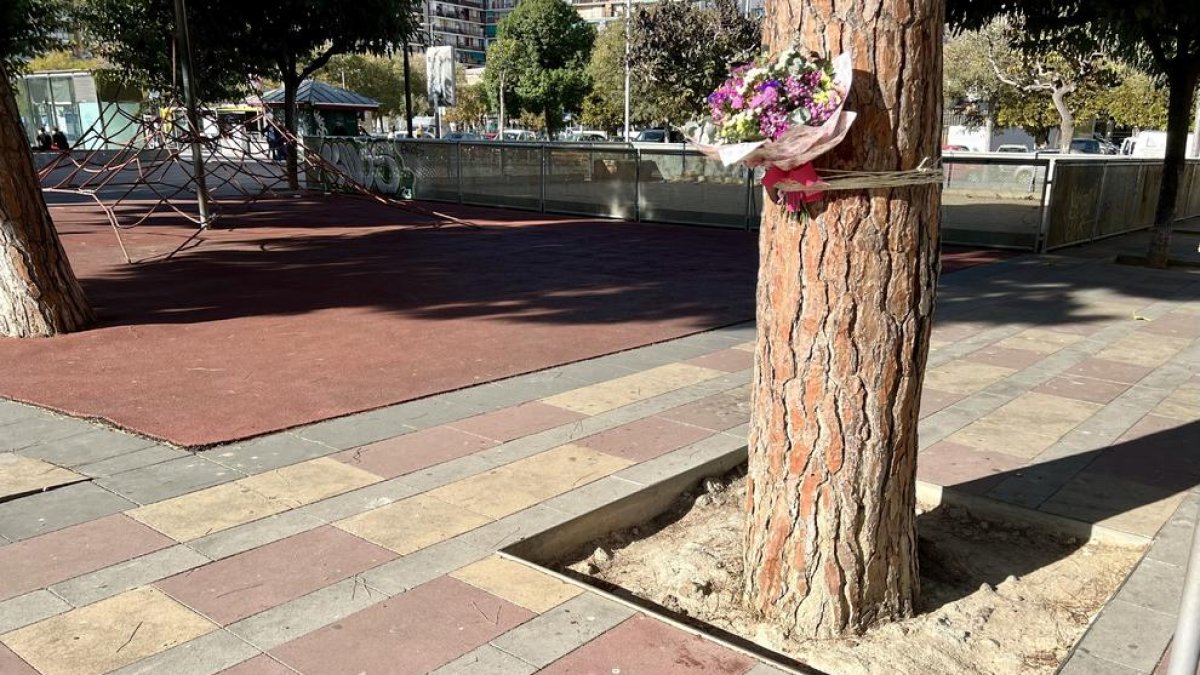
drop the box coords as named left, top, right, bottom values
left=39, top=100, right=474, bottom=264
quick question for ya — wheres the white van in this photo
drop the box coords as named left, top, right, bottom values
left=1120, top=131, right=1196, bottom=158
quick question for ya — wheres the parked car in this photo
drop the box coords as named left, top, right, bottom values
left=942, top=144, right=971, bottom=152
left=634, top=128, right=686, bottom=143
left=498, top=129, right=538, bottom=141
left=1068, top=138, right=1105, bottom=154
left=444, top=131, right=482, bottom=141
left=996, top=144, right=1031, bottom=153
left=562, top=131, right=608, bottom=142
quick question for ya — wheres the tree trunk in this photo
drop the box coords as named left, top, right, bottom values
left=0, top=62, right=95, bottom=338
left=1146, top=64, right=1199, bottom=268
left=1052, top=88, right=1074, bottom=152
left=744, top=0, right=942, bottom=640
left=283, top=75, right=300, bottom=191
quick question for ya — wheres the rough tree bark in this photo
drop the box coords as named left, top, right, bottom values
left=283, top=71, right=300, bottom=191
left=1146, top=64, right=1200, bottom=268
left=0, top=63, right=95, bottom=337
left=743, top=0, right=942, bottom=640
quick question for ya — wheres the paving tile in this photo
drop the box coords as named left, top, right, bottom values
left=919, top=388, right=965, bottom=418
left=289, top=477, right=420, bottom=524
left=1076, top=599, right=1177, bottom=672
left=1140, top=312, right=1200, bottom=339
left=225, top=576, right=385, bottom=651
left=73, top=445, right=190, bottom=479
left=1034, top=375, right=1131, bottom=404
left=332, top=426, right=498, bottom=479
left=97, top=456, right=243, bottom=505
left=431, top=644, right=537, bottom=675
left=1088, top=419, right=1200, bottom=492
left=576, top=416, right=715, bottom=463
left=1057, top=650, right=1140, bottom=675
left=450, top=402, right=586, bottom=443
left=658, top=393, right=751, bottom=432
left=1153, top=378, right=1200, bottom=420
left=1040, top=471, right=1186, bottom=537
left=683, top=348, right=755, bottom=373
left=922, top=360, right=1016, bottom=396
left=0, top=514, right=172, bottom=602
left=732, top=340, right=755, bottom=352
left=157, top=526, right=395, bottom=625
left=0, top=482, right=134, bottom=541
left=542, top=364, right=723, bottom=415
left=1095, top=334, right=1192, bottom=368
left=291, top=412, right=416, bottom=451
left=0, top=643, right=37, bottom=675
left=452, top=555, right=582, bottom=613
left=916, top=441, right=1025, bottom=494
left=129, top=458, right=379, bottom=542
left=336, top=493, right=492, bottom=555
left=216, top=653, right=294, bottom=675
left=1062, top=358, right=1154, bottom=385
left=1, top=587, right=216, bottom=675
left=0, top=401, right=40, bottom=426
left=946, top=392, right=1101, bottom=459
left=541, top=614, right=755, bottom=674
left=358, top=538, right=491, bottom=596
left=113, top=630, right=263, bottom=675
left=0, top=590, right=72, bottom=635
left=50, top=545, right=210, bottom=608
left=270, top=576, right=535, bottom=675
left=964, top=345, right=1045, bottom=370
left=490, top=592, right=637, bottom=668
left=0, top=453, right=84, bottom=500
left=392, top=453, right=496, bottom=494
left=17, top=429, right=158, bottom=468
left=1115, top=558, right=1185, bottom=616
left=430, top=444, right=633, bottom=519
left=984, top=454, right=1095, bottom=510
left=996, top=328, right=1084, bottom=354
left=208, top=433, right=339, bottom=474
left=0, top=415, right=97, bottom=452
left=189, top=510, right=326, bottom=561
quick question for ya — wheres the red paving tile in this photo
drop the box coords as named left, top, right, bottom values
left=917, top=441, right=1026, bottom=494
left=0, top=643, right=38, bottom=674
left=0, top=514, right=172, bottom=602
left=332, top=426, right=497, bottom=478
left=1061, top=358, right=1154, bottom=385
left=270, top=576, right=533, bottom=675
left=683, top=349, right=755, bottom=373
left=1141, top=313, right=1200, bottom=339
left=219, top=655, right=295, bottom=675
left=155, top=526, right=394, bottom=625
left=450, top=401, right=585, bottom=442
left=919, top=388, right=964, bottom=418
left=541, top=615, right=755, bottom=675
left=658, top=394, right=751, bottom=432
left=578, top=416, right=717, bottom=462
left=1034, top=375, right=1131, bottom=404
left=964, top=345, right=1044, bottom=370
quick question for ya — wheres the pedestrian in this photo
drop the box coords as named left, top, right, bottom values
left=265, top=125, right=285, bottom=162
left=36, top=127, right=52, bottom=151
left=51, top=128, right=69, bottom=152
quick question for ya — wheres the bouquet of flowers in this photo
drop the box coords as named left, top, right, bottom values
left=690, top=48, right=855, bottom=212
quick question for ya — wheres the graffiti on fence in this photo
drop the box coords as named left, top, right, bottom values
left=311, top=138, right=413, bottom=198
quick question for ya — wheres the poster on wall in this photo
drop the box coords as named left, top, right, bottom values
left=426, top=46, right=456, bottom=107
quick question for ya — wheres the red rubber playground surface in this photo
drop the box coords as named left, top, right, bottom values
left=0, top=197, right=1009, bottom=446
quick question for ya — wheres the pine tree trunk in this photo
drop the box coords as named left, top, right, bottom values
left=743, top=0, right=942, bottom=639
left=1146, top=65, right=1199, bottom=269
left=0, top=63, right=95, bottom=338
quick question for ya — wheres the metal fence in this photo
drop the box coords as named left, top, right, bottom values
left=305, top=138, right=1200, bottom=252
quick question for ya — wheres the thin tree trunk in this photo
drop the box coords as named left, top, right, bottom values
left=1146, top=64, right=1199, bottom=268
left=283, top=75, right=300, bottom=191
left=0, top=63, right=95, bottom=338
left=1052, top=88, right=1074, bottom=152
left=744, top=0, right=942, bottom=640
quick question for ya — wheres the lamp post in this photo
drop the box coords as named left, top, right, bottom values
left=622, top=0, right=631, bottom=143
left=172, top=0, right=210, bottom=227
left=403, top=42, right=414, bottom=138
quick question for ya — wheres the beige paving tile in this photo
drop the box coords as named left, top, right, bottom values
left=1153, top=380, right=1200, bottom=421
left=0, top=454, right=82, bottom=499
left=922, top=360, right=1016, bottom=395
left=1, top=587, right=214, bottom=675
left=451, top=555, right=582, bottom=613
left=128, top=458, right=379, bottom=541
left=335, top=493, right=491, bottom=554
left=430, top=444, right=633, bottom=519
left=997, top=328, right=1083, bottom=354
left=1095, top=334, right=1191, bottom=368
left=947, top=392, right=1102, bottom=459
left=543, top=364, right=722, bottom=415
left=1040, top=473, right=1187, bottom=538
left=732, top=341, right=756, bottom=352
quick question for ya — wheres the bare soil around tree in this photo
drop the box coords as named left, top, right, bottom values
left=561, top=468, right=1143, bottom=675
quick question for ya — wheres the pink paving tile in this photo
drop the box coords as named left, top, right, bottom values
left=156, top=526, right=394, bottom=625
left=1043, top=321, right=1105, bottom=336
left=219, top=655, right=295, bottom=675
left=450, top=401, right=585, bottom=443
left=1061, top=358, right=1153, bottom=385
left=920, top=388, right=964, bottom=418
left=0, top=514, right=172, bottom=602
left=930, top=323, right=988, bottom=342
left=659, top=393, right=751, bottom=432
left=333, top=426, right=498, bottom=478
left=270, top=576, right=534, bottom=675
left=541, top=615, right=755, bottom=675
left=1117, top=414, right=1190, bottom=442
left=577, top=416, right=717, bottom=462
left=684, top=349, right=755, bottom=373
left=964, top=345, right=1044, bottom=370
left=1141, top=313, right=1200, bottom=339
left=1034, top=375, right=1131, bottom=404
left=0, top=643, right=38, bottom=675
left=917, top=441, right=1026, bottom=495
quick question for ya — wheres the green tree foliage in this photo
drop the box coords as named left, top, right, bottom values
left=1098, top=70, right=1168, bottom=129
left=2, top=0, right=67, bottom=71
left=315, top=52, right=428, bottom=119
left=628, top=0, right=759, bottom=125
left=483, top=0, right=594, bottom=134
left=580, top=19, right=658, bottom=132
left=444, top=81, right=488, bottom=131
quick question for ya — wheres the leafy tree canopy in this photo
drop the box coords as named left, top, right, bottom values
left=2, top=0, right=67, bottom=72
left=315, top=52, right=429, bottom=118
left=580, top=19, right=659, bottom=132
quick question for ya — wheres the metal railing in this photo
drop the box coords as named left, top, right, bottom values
left=305, top=138, right=1200, bottom=252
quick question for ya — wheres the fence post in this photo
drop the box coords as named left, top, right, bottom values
left=456, top=141, right=464, bottom=204
left=1036, top=157, right=1055, bottom=253
left=634, top=147, right=642, bottom=222
left=744, top=167, right=754, bottom=231
left=539, top=143, right=547, bottom=212
left=1091, top=163, right=1109, bottom=242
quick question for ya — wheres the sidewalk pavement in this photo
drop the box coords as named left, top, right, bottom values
left=0, top=251, right=1197, bottom=674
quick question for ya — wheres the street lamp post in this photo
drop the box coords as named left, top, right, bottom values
left=622, top=0, right=631, bottom=143
left=172, top=0, right=211, bottom=227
